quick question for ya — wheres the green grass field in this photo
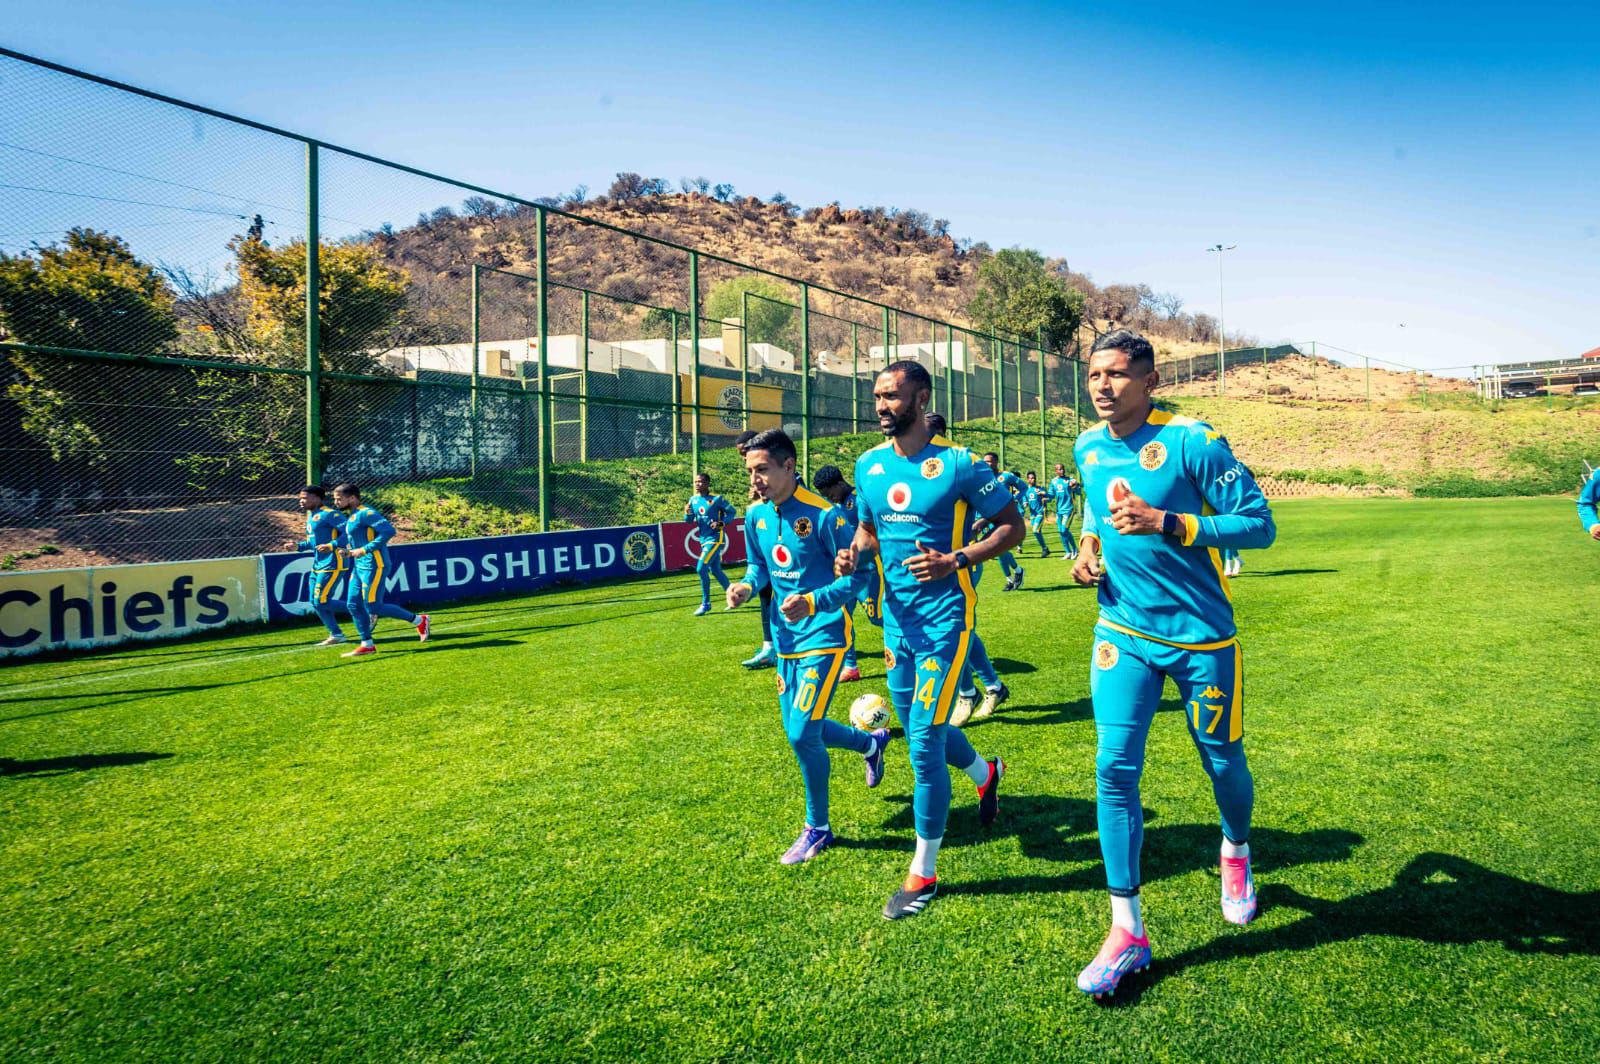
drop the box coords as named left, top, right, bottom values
left=4, top=497, right=1597, bottom=1061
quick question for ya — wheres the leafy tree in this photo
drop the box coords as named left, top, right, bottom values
left=711, top=183, right=736, bottom=202
left=228, top=229, right=409, bottom=371
left=0, top=229, right=180, bottom=468
left=966, top=247, right=1084, bottom=350
left=704, top=276, right=796, bottom=348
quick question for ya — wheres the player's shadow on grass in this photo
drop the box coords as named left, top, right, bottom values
left=1232, top=568, right=1338, bottom=578
left=1103, top=852, right=1600, bottom=1005
left=834, top=794, right=1103, bottom=857
left=0, top=751, right=174, bottom=779
left=988, top=657, right=1038, bottom=674
left=966, top=696, right=1181, bottom=729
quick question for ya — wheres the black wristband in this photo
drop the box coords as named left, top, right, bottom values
left=1161, top=511, right=1181, bottom=538
left=954, top=550, right=971, bottom=570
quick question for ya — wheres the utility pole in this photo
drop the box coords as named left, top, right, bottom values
left=1206, top=244, right=1235, bottom=396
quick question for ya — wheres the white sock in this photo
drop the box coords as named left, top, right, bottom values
left=810, top=822, right=830, bottom=834
left=1222, top=837, right=1250, bottom=860
left=911, top=835, right=942, bottom=879
left=1111, top=893, right=1144, bottom=936
left=762, top=641, right=772, bottom=651
left=961, top=752, right=990, bottom=787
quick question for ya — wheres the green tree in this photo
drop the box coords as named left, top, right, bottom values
left=704, top=276, right=796, bottom=348
left=966, top=247, right=1084, bottom=351
left=0, top=229, right=180, bottom=466
left=229, top=230, right=410, bottom=371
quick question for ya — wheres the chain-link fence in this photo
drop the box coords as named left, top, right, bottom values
left=0, top=47, right=1096, bottom=568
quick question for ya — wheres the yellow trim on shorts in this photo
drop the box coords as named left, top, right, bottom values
left=1095, top=617, right=1238, bottom=652
left=1230, top=641, right=1244, bottom=742
left=777, top=645, right=845, bottom=659
left=368, top=550, right=383, bottom=602
left=810, top=648, right=848, bottom=721
left=931, top=628, right=972, bottom=726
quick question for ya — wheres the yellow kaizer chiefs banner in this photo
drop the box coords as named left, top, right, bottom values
left=679, top=376, right=783, bottom=436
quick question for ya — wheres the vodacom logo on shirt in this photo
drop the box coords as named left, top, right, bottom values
left=771, top=543, right=794, bottom=567
left=887, top=483, right=914, bottom=512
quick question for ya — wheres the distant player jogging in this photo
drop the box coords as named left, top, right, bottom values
left=837, top=361, right=1022, bottom=919
left=981, top=453, right=1027, bottom=590
left=1578, top=463, right=1600, bottom=541
left=812, top=463, right=868, bottom=683
left=727, top=430, right=890, bottom=864
left=1048, top=463, right=1079, bottom=558
left=1023, top=471, right=1052, bottom=557
left=1069, top=330, right=1276, bottom=998
left=296, top=485, right=351, bottom=646
left=331, top=484, right=430, bottom=657
left=684, top=472, right=736, bottom=616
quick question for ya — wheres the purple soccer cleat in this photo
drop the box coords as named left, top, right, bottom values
left=1076, top=925, right=1152, bottom=999
left=864, top=728, right=891, bottom=788
left=780, top=825, right=834, bottom=865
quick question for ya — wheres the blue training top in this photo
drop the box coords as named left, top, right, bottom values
left=298, top=506, right=347, bottom=573
left=855, top=435, right=1013, bottom=643
left=1075, top=408, right=1275, bottom=648
left=1049, top=475, right=1077, bottom=515
left=737, top=485, right=863, bottom=656
left=1578, top=468, right=1600, bottom=531
left=344, top=505, right=398, bottom=574
left=686, top=493, right=736, bottom=543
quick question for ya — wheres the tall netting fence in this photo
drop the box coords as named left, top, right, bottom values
left=0, top=48, right=1096, bottom=569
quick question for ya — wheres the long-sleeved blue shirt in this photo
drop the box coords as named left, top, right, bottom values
left=298, top=506, right=347, bottom=573
left=1579, top=469, right=1600, bottom=531
left=344, top=505, right=398, bottom=573
left=737, top=485, right=863, bottom=655
left=686, top=493, right=737, bottom=544
left=1048, top=475, right=1078, bottom=515
left=1076, top=408, right=1275, bottom=648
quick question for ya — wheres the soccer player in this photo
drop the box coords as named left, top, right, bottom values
left=726, top=430, right=890, bottom=863
left=734, top=431, right=777, bottom=669
left=1023, top=471, right=1052, bottom=557
left=812, top=463, right=867, bottom=683
left=1221, top=547, right=1243, bottom=578
left=684, top=472, right=735, bottom=616
left=296, top=485, right=350, bottom=646
left=1048, top=462, right=1079, bottom=558
left=331, top=484, right=430, bottom=658
left=1582, top=463, right=1600, bottom=540
left=981, top=452, right=1026, bottom=590
left=837, top=360, right=1023, bottom=919
left=1068, top=330, right=1276, bottom=997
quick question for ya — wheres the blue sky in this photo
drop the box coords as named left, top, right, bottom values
left=4, top=0, right=1597, bottom=370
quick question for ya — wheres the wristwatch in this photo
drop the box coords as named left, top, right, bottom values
left=954, top=550, right=971, bottom=570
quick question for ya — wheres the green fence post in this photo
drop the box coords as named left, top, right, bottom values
left=881, top=305, right=890, bottom=378
left=469, top=263, right=480, bottom=479
left=689, top=251, right=701, bottom=479
left=799, top=282, right=811, bottom=480
left=997, top=338, right=1008, bottom=469
left=1262, top=345, right=1268, bottom=399
left=580, top=288, right=590, bottom=462
left=1037, top=328, right=1047, bottom=476
left=850, top=321, right=859, bottom=432
left=535, top=207, right=550, bottom=531
left=304, top=141, right=321, bottom=484
left=670, top=310, right=680, bottom=455
left=940, top=321, right=952, bottom=416
left=1073, top=342, right=1081, bottom=439
left=740, top=290, right=751, bottom=430
left=1547, top=373, right=1553, bottom=412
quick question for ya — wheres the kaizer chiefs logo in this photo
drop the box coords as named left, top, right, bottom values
left=771, top=543, right=794, bottom=567
left=776, top=673, right=787, bottom=694
left=887, top=483, right=913, bottom=512
left=622, top=530, right=658, bottom=572
left=884, top=647, right=897, bottom=670
left=920, top=457, right=944, bottom=480
left=1140, top=441, right=1167, bottom=471
left=717, top=385, right=745, bottom=430
left=793, top=517, right=812, bottom=538
left=1095, top=640, right=1120, bottom=670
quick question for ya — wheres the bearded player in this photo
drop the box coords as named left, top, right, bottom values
left=837, top=361, right=1023, bottom=919
left=1069, top=329, right=1276, bottom=998
left=727, top=430, right=889, bottom=864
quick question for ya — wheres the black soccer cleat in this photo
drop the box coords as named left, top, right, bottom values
left=977, top=757, right=1005, bottom=827
left=883, top=879, right=938, bottom=920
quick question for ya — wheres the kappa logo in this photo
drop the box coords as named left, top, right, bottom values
left=920, top=457, right=944, bottom=480
left=757, top=519, right=768, bottom=529
left=1204, top=430, right=1222, bottom=444
left=868, top=462, right=885, bottom=476
left=793, top=517, right=812, bottom=538
left=1084, top=451, right=1101, bottom=465
left=1202, top=685, right=1226, bottom=699
left=1140, top=441, right=1167, bottom=471
left=883, top=647, right=896, bottom=670
left=835, top=515, right=847, bottom=528
left=1095, top=640, right=1120, bottom=670
left=772, top=543, right=794, bottom=568
left=804, top=667, right=820, bottom=682
left=887, top=483, right=914, bottom=512
left=920, top=659, right=942, bottom=673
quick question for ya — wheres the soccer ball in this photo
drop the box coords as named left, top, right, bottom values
left=849, top=692, right=891, bottom=730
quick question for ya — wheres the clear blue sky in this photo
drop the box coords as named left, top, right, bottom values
left=5, top=0, right=1597, bottom=370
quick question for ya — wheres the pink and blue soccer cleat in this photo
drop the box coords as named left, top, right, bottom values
left=1221, top=855, right=1258, bottom=925
left=780, top=825, right=834, bottom=865
left=1076, top=925, right=1152, bottom=999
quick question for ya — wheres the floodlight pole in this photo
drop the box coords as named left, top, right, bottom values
left=305, top=141, right=321, bottom=485
left=1207, top=244, right=1235, bottom=396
